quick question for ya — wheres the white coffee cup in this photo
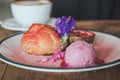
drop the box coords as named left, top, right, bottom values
left=11, top=0, right=52, bottom=27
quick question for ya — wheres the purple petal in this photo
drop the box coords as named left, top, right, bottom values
left=55, top=16, right=76, bottom=38
left=66, top=16, right=71, bottom=23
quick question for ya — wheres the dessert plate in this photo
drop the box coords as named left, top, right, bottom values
left=0, top=31, right=120, bottom=72
left=0, top=18, right=57, bottom=31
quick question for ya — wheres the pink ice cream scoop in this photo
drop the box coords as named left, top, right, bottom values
left=62, top=41, right=96, bottom=68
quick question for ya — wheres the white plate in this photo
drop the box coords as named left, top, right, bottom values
left=0, top=18, right=57, bottom=31
left=0, top=31, right=120, bottom=72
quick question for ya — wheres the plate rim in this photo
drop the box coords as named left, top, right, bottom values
left=0, top=31, right=120, bottom=72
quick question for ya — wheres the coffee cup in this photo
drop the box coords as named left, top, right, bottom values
left=11, top=0, right=52, bottom=27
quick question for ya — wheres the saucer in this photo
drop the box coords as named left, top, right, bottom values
left=0, top=18, right=57, bottom=31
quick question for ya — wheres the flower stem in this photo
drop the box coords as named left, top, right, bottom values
left=62, top=36, right=68, bottom=45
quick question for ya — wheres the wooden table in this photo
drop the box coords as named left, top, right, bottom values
left=0, top=20, right=120, bottom=80
left=0, top=1, right=120, bottom=80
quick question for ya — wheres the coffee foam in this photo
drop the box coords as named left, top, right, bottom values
left=13, top=1, right=51, bottom=6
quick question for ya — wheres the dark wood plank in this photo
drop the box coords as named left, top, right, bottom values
left=77, top=20, right=120, bottom=36
left=1, top=65, right=30, bottom=80
left=87, top=64, right=120, bottom=80
left=1, top=65, right=90, bottom=80
left=2, top=64, right=120, bottom=80
left=0, top=61, right=7, bottom=80
left=0, top=27, right=17, bottom=39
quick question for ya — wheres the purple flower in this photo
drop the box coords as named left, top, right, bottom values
left=55, top=16, right=76, bottom=44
